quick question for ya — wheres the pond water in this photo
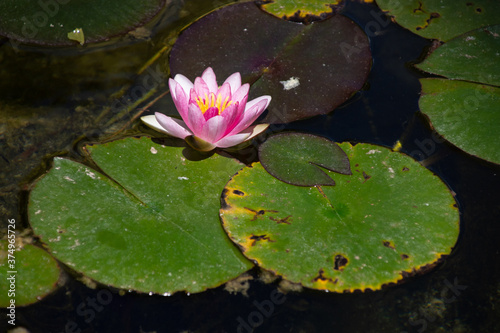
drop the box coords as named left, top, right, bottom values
left=1, top=0, right=499, bottom=332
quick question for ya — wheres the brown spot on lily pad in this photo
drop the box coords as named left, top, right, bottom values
left=244, top=207, right=279, bottom=221
left=233, top=190, right=245, bottom=196
left=334, top=254, right=348, bottom=271
left=383, top=240, right=396, bottom=250
left=249, top=234, right=275, bottom=246
left=362, top=171, right=371, bottom=182
left=269, top=215, right=292, bottom=225
left=313, top=268, right=336, bottom=283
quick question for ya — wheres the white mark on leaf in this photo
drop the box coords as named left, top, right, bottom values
left=85, top=168, right=96, bottom=179
left=280, top=77, right=300, bottom=90
left=388, top=167, right=395, bottom=178
left=64, top=176, right=75, bottom=183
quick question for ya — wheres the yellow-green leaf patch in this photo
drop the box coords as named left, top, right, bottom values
left=259, top=0, right=344, bottom=23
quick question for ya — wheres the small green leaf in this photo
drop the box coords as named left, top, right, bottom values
left=419, top=78, right=500, bottom=164
left=170, top=2, right=371, bottom=124
left=221, top=143, right=459, bottom=292
left=29, top=137, right=252, bottom=295
left=67, top=28, right=85, bottom=45
left=376, top=0, right=500, bottom=41
left=0, top=241, right=61, bottom=307
left=258, top=133, right=351, bottom=186
left=417, top=25, right=500, bottom=86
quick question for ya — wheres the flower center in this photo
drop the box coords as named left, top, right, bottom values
left=195, top=92, right=232, bottom=114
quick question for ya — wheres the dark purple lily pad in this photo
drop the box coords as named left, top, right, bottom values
left=169, top=2, right=371, bottom=124
left=258, top=133, right=351, bottom=186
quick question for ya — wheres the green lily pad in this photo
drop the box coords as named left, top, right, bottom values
left=0, top=0, right=166, bottom=46
left=259, top=0, right=344, bottom=23
left=0, top=241, right=61, bottom=307
left=170, top=2, right=371, bottom=124
left=416, top=25, right=500, bottom=86
left=376, top=0, right=500, bottom=41
left=419, top=78, right=500, bottom=164
left=28, top=137, right=252, bottom=295
left=221, top=143, right=459, bottom=292
left=258, top=133, right=351, bottom=186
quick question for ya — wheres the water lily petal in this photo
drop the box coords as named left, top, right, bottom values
left=214, top=123, right=269, bottom=148
left=189, top=88, right=199, bottom=104
left=141, top=115, right=165, bottom=133
left=170, top=81, right=190, bottom=125
left=214, top=132, right=252, bottom=148
left=232, top=83, right=249, bottom=105
left=193, top=77, right=209, bottom=97
left=232, top=83, right=249, bottom=114
left=203, top=106, right=219, bottom=121
left=201, top=67, right=218, bottom=93
left=188, top=103, right=205, bottom=135
left=221, top=102, right=244, bottom=136
left=185, top=135, right=216, bottom=152
left=169, top=79, right=187, bottom=111
left=201, top=115, right=227, bottom=143
left=228, top=96, right=271, bottom=136
left=223, top=72, right=241, bottom=93
left=171, top=74, right=193, bottom=98
left=216, top=82, right=232, bottom=101
left=245, top=95, right=272, bottom=114
left=244, top=123, right=269, bottom=140
left=145, top=113, right=192, bottom=139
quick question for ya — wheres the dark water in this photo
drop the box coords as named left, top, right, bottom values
left=1, top=1, right=499, bottom=332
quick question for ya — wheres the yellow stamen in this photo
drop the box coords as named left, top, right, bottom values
left=210, top=93, right=215, bottom=108
left=195, top=92, right=233, bottom=114
left=221, top=96, right=231, bottom=113
left=215, top=94, right=222, bottom=111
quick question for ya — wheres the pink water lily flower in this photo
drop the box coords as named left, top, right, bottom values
left=141, top=67, right=271, bottom=151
